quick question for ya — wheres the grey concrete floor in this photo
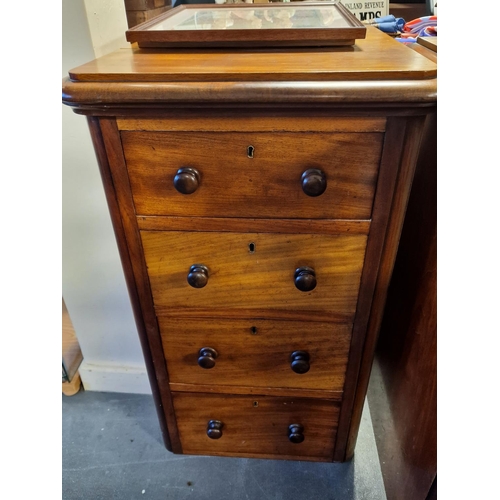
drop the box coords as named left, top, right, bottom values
left=62, top=391, right=386, bottom=500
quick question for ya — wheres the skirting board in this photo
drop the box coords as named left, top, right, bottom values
left=79, top=361, right=152, bottom=394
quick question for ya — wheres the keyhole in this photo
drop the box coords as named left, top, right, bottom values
left=248, top=242, right=256, bottom=253
left=247, top=146, right=254, bottom=158
left=250, top=326, right=257, bottom=335
left=253, top=401, right=259, bottom=407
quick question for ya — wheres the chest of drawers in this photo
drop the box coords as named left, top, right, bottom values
left=62, top=27, right=437, bottom=462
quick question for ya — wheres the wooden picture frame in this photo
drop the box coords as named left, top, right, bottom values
left=126, top=1, right=367, bottom=48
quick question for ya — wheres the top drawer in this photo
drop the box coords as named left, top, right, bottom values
left=121, top=131, right=383, bottom=219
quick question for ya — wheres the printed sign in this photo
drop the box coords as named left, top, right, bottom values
left=340, top=1, right=389, bottom=21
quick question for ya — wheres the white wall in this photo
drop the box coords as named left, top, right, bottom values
left=83, top=0, right=130, bottom=58
left=62, top=0, right=151, bottom=394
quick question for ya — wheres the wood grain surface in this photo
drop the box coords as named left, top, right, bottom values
left=62, top=25, right=437, bottom=462
left=368, top=109, right=437, bottom=500
left=68, top=27, right=436, bottom=83
left=172, top=392, right=340, bottom=459
left=333, top=116, right=411, bottom=461
left=137, top=216, right=370, bottom=235
left=141, top=231, right=367, bottom=320
left=417, top=36, right=437, bottom=53
left=125, top=2, right=365, bottom=49
left=117, top=116, right=386, bottom=133
left=93, top=117, right=182, bottom=453
left=62, top=78, right=438, bottom=110
left=169, top=383, right=343, bottom=400
left=159, top=317, right=351, bottom=391
left=122, top=131, right=382, bottom=219
left=335, top=115, right=426, bottom=461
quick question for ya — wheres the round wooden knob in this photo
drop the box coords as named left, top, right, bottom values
left=301, top=169, right=327, bottom=197
left=288, top=424, right=305, bottom=444
left=207, top=420, right=223, bottom=439
left=294, top=267, right=316, bottom=292
left=173, top=167, right=200, bottom=194
left=198, top=347, right=218, bottom=369
left=290, top=351, right=310, bottom=374
left=187, top=264, right=209, bottom=288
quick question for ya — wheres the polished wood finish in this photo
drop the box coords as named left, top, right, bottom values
left=126, top=5, right=171, bottom=29
left=294, top=266, right=317, bottom=292
left=288, top=424, right=305, bottom=444
left=173, top=167, right=200, bottom=195
left=417, top=36, right=438, bottom=53
left=63, top=31, right=436, bottom=462
left=368, top=118, right=436, bottom=498
left=333, top=115, right=425, bottom=461
left=69, top=28, right=436, bottom=83
left=409, top=43, right=437, bottom=64
left=125, top=0, right=169, bottom=9
left=117, top=116, right=387, bottom=133
left=301, top=169, right=327, bottom=197
left=389, top=3, right=428, bottom=21
left=289, top=351, right=311, bottom=375
left=206, top=420, right=223, bottom=440
left=137, top=216, right=370, bottom=235
left=172, top=392, right=340, bottom=460
left=89, top=117, right=181, bottom=453
left=126, top=3, right=367, bottom=49
left=186, top=264, right=209, bottom=289
left=63, top=77, right=437, bottom=110
left=159, top=318, right=351, bottom=391
left=169, top=383, right=343, bottom=401
left=141, top=231, right=367, bottom=319
left=197, top=347, right=218, bottom=369
left=121, top=130, right=382, bottom=219
left=367, top=43, right=436, bottom=497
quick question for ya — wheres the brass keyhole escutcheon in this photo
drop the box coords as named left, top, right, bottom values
left=247, top=145, right=255, bottom=158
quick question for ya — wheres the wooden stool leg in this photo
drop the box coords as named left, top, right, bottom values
left=62, top=372, right=82, bottom=396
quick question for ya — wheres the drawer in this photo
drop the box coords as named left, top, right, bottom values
left=122, top=131, right=382, bottom=219
left=141, top=231, right=367, bottom=320
left=161, top=318, right=351, bottom=392
left=172, top=393, right=339, bottom=460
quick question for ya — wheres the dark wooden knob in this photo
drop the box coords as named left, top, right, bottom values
left=187, top=264, right=209, bottom=288
left=207, top=420, right=223, bottom=439
left=294, top=267, right=316, bottom=292
left=198, top=347, right=218, bottom=369
left=290, top=351, right=310, bottom=374
left=301, top=169, right=327, bottom=197
left=288, top=424, right=305, bottom=444
left=173, top=167, right=200, bottom=194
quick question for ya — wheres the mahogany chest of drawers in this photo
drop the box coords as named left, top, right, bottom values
left=62, top=27, right=437, bottom=462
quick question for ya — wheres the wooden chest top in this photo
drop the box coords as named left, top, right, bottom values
left=67, top=28, right=436, bottom=83
left=62, top=28, right=437, bottom=109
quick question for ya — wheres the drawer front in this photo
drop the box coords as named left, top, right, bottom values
left=141, top=231, right=367, bottom=320
left=173, top=393, right=339, bottom=459
left=122, top=131, right=382, bottom=219
left=160, top=318, right=351, bottom=391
